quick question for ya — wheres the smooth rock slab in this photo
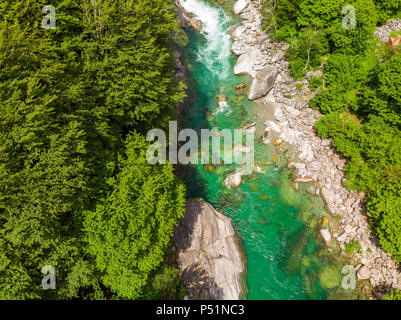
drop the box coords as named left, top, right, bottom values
left=248, top=66, right=278, bottom=100
left=174, top=199, right=247, bottom=300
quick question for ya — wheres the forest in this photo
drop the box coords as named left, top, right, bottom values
left=1, top=0, right=401, bottom=301
left=0, top=0, right=186, bottom=299
left=261, top=0, right=401, bottom=298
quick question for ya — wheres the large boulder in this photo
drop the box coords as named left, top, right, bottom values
left=233, top=0, right=249, bottom=15
left=248, top=66, right=278, bottom=100
left=233, top=50, right=260, bottom=78
left=174, top=199, right=247, bottom=300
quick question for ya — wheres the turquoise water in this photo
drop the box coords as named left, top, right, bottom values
left=178, top=0, right=358, bottom=300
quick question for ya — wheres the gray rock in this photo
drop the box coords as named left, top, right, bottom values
left=248, top=66, right=278, bottom=100
left=307, top=161, right=322, bottom=172
left=233, top=50, right=260, bottom=78
left=233, top=0, right=249, bottom=15
left=320, top=228, right=332, bottom=246
left=174, top=199, right=247, bottom=300
left=357, top=266, right=371, bottom=280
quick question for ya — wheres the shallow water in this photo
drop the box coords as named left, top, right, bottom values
left=178, top=0, right=358, bottom=300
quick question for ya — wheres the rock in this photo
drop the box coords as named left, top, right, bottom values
left=174, top=0, right=202, bottom=32
left=233, top=0, right=249, bottom=15
left=189, top=19, right=202, bottom=31
left=357, top=266, right=371, bottom=280
left=174, top=199, right=247, bottom=300
left=307, top=161, right=321, bottom=172
left=264, top=120, right=281, bottom=134
left=231, top=24, right=248, bottom=40
left=320, top=187, right=336, bottom=214
left=234, top=145, right=251, bottom=154
left=254, top=165, right=264, bottom=174
left=248, top=66, right=278, bottom=100
left=289, top=162, right=306, bottom=170
left=243, top=122, right=256, bottom=130
left=298, top=143, right=314, bottom=162
left=272, top=50, right=285, bottom=63
left=273, top=138, right=284, bottom=146
left=225, top=172, right=243, bottom=188
left=217, top=94, right=227, bottom=103
left=321, top=216, right=330, bottom=228
left=337, top=232, right=348, bottom=243
left=233, top=50, right=260, bottom=78
left=320, top=228, right=332, bottom=246
left=294, top=177, right=313, bottom=183
left=255, top=33, right=270, bottom=46
left=246, top=126, right=256, bottom=134
left=319, top=266, right=342, bottom=289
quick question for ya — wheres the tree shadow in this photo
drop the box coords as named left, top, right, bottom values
left=173, top=199, right=202, bottom=251
left=180, top=264, right=225, bottom=300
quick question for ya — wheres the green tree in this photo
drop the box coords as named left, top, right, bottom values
left=84, top=134, right=185, bottom=299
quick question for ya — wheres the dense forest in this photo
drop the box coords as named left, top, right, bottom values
left=1, top=0, right=401, bottom=301
left=0, top=0, right=186, bottom=299
left=261, top=0, right=401, bottom=298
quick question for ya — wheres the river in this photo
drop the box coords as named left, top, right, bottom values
left=178, top=0, right=358, bottom=300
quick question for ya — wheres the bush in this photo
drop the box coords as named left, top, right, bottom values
left=345, top=241, right=363, bottom=254
left=309, top=76, right=323, bottom=91
left=384, top=290, right=401, bottom=300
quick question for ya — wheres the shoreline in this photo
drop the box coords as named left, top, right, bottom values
left=230, top=0, right=401, bottom=298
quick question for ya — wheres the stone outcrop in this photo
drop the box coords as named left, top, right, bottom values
left=174, top=199, right=247, bottom=300
left=248, top=66, right=278, bottom=100
left=174, top=0, right=202, bottom=31
left=374, top=18, right=401, bottom=43
left=231, top=0, right=401, bottom=296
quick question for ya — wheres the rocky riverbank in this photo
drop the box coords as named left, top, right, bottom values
left=230, top=0, right=401, bottom=297
left=174, top=198, right=247, bottom=300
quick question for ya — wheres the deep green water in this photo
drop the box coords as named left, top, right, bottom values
left=178, top=0, right=358, bottom=300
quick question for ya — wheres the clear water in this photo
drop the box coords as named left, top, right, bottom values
left=178, top=0, right=359, bottom=300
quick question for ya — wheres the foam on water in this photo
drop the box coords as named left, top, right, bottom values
left=178, top=0, right=233, bottom=81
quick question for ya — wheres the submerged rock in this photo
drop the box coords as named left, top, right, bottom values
left=174, top=199, right=247, bottom=300
left=273, top=138, right=284, bottom=146
left=320, top=228, right=332, bottom=246
left=248, top=66, right=278, bottom=100
left=283, top=227, right=308, bottom=275
left=257, top=216, right=270, bottom=225
left=319, top=266, right=342, bottom=289
left=225, top=172, right=243, bottom=188
left=321, top=216, right=330, bottom=228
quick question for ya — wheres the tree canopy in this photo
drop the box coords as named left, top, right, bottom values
left=0, top=0, right=186, bottom=299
